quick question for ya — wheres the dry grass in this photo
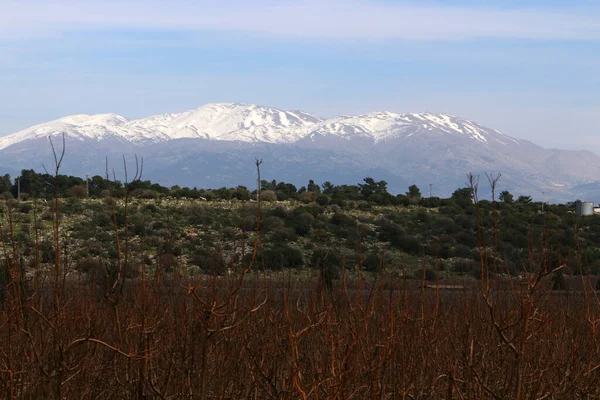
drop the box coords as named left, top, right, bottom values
left=0, top=271, right=600, bottom=399
left=2, top=161, right=600, bottom=399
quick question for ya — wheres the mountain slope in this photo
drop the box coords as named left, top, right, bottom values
left=0, top=103, right=322, bottom=150
left=126, top=103, right=321, bottom=143
left=0, top=105, right=521, bottom=150
left=1, top=103, right=599, bottom=202
left=304, top=111, right=519, bottom=145
left=0, top=113, right=132, bottom=150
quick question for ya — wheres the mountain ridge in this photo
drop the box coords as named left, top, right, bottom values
left=1, top=102, right=599, bottom=202
left=0, top=103, right=518, bottom=150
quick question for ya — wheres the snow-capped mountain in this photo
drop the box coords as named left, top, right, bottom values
left=305, top=111, right=518, bottom=145
left=1, top=102, right=599, bottom=202
left=125, top=103, right=322, bottom=143
left=0, top=113, right=132, bottom=150
left=0, top=103, right=322, bottom=150
left=0, top=103, right=522, bottom=150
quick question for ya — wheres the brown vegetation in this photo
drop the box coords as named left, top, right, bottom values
left=1, top=155, right=600, bottom=398
left=1, top=272, right=600, bottom=398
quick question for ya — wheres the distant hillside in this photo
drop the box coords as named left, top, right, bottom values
left=1, top=102, right=599, bottom=202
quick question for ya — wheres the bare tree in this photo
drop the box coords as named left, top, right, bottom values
left=485, top=172, right=502, bottom=202
left=44, top=133, right=66, bottom=309
left=103, top=155, right=143, bottom=304
left=466, top=172, right=479, bottom=204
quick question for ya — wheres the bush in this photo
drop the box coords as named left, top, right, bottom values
left=311, top=248, right=341, bottom=285
left=362, top=251, right=390, bottom=273
left=330, top=213, right=356, bottom=227
left=245, top=245, right=304, bottom=270
left=189, top=249, right=226, bottom=275
left=18, top=202, right=33, bottom=214
left=452, top=260, right=479, bottom=274
left=263, top=216, right=285, bottom=232
left=311, top=248, right=341, bottom=269
left=270, top=227, right=298, bottom=243
left=391, top=235, right=421, bottom=254
left=414, top=267, right=436, bottom=281
left=259, top=190, right=277, bottom=202
left=315, top=194, right=330, bottom=206
left=289, top=212, right=314, bottom=236
left=552, top=271, right=567, bottom=290
left=71, top=185, right=87, bottom=198
left=76, top=257, right=105, bottom=276
left=299, top=191, right=317, bottom=204
left=357, top=201, right=372, bottom=211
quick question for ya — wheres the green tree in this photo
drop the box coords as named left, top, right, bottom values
left=406, top=184, right=421, bottom=198
left=452, top=187, right=473, bottom=200
left=88, top=175, right=115, bottom=196
left=0, top=174, right=12, bottom=196
left=499, top=190, right=514, bottom=204
left=321, top=181, right=335, bottom=195
left=307, top=180, right=321, bottom=193
left=451, top=187, right=474, bottom=207
left=315, top=194, right=330, bottom=206
left=330, top=184, right=361, bottom=201
left=517, top=195, right=532, bottom=204
left=358, top=177, right=388, bottom=198
left=452, top=187, right=473, bottom=201
left=260, top=179, right=277, bottom=191
left=12, top=169, right=51, bottom=198
left=232, top=185, right=251, bottom=201
left=275, top=182, right=297, bottom=200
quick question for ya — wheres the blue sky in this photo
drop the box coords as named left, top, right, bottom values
left=1, top=0, right=600, bottom=152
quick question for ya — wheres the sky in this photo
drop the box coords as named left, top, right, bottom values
left=1, top=0, right=600, bottom=152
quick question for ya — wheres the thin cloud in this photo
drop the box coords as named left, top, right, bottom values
left=1, top=0, right=600, bottom=41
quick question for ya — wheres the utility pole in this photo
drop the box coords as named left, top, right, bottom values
left=429, top=183, right=433, bottom=198
left=86, top=174, right=89, bottom=197
left=17, top=178, right=20, bottom=201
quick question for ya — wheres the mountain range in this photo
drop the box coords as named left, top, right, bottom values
left=1, top=102, right=599, bottom=202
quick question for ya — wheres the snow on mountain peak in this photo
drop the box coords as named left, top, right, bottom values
left=0, top=104, right=518, bottom=151
left=307, top=111, right=519, bottom=145
left=123, top=103, right=322, bottom=143
left=58, top=113, right=128, bottom=126
left=396, top=112, right=519, bottom=144
left=0, top=113, right=132, bottom=150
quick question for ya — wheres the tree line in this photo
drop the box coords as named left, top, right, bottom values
left=0, top=169, right=542, bottom=206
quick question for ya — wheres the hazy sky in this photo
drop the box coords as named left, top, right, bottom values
left=1, top=0, right=600, bottom=152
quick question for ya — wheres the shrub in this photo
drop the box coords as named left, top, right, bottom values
left=189, top=249, right=226, bottom=275
left=270, top=227, right=298, bottom=243
left=311, top=248, right=341, bottom=269
left=260, top=190, right=277, bottom=202
left=268, top=206, right=289, bottom=219
left=330, top=213, right=356, bottom=227
left=289, top=212, right=314, bottom=236
left=299, top=191, right=317, bottom=204
left=552, top=270, right=567, bottom=290
left=18, top=202, right=33, bottom=214
left=75, top=257, right=105, bottom=276
left=315, top=194, right=330, bottom=206
left=362, top=251, right=390, bottom=273
left=357, top=201, right=372, bottom=211
left=263, top=216, right=285, bottom=232
left=310, top=248, right=341, bottom=284
left=452, top=260, right=479, bottom=274
left=71, top=185, right=87, bottom=198
left=391, top=234, right=421, bottom=254
left=414, top=267, right=436, bottom=281
left=246, top=245, right=304, bottom=270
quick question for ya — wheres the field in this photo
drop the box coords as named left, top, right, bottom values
left=2, top=271, right=600, bottom=399
left=2, top=169, right=600, bottom=398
